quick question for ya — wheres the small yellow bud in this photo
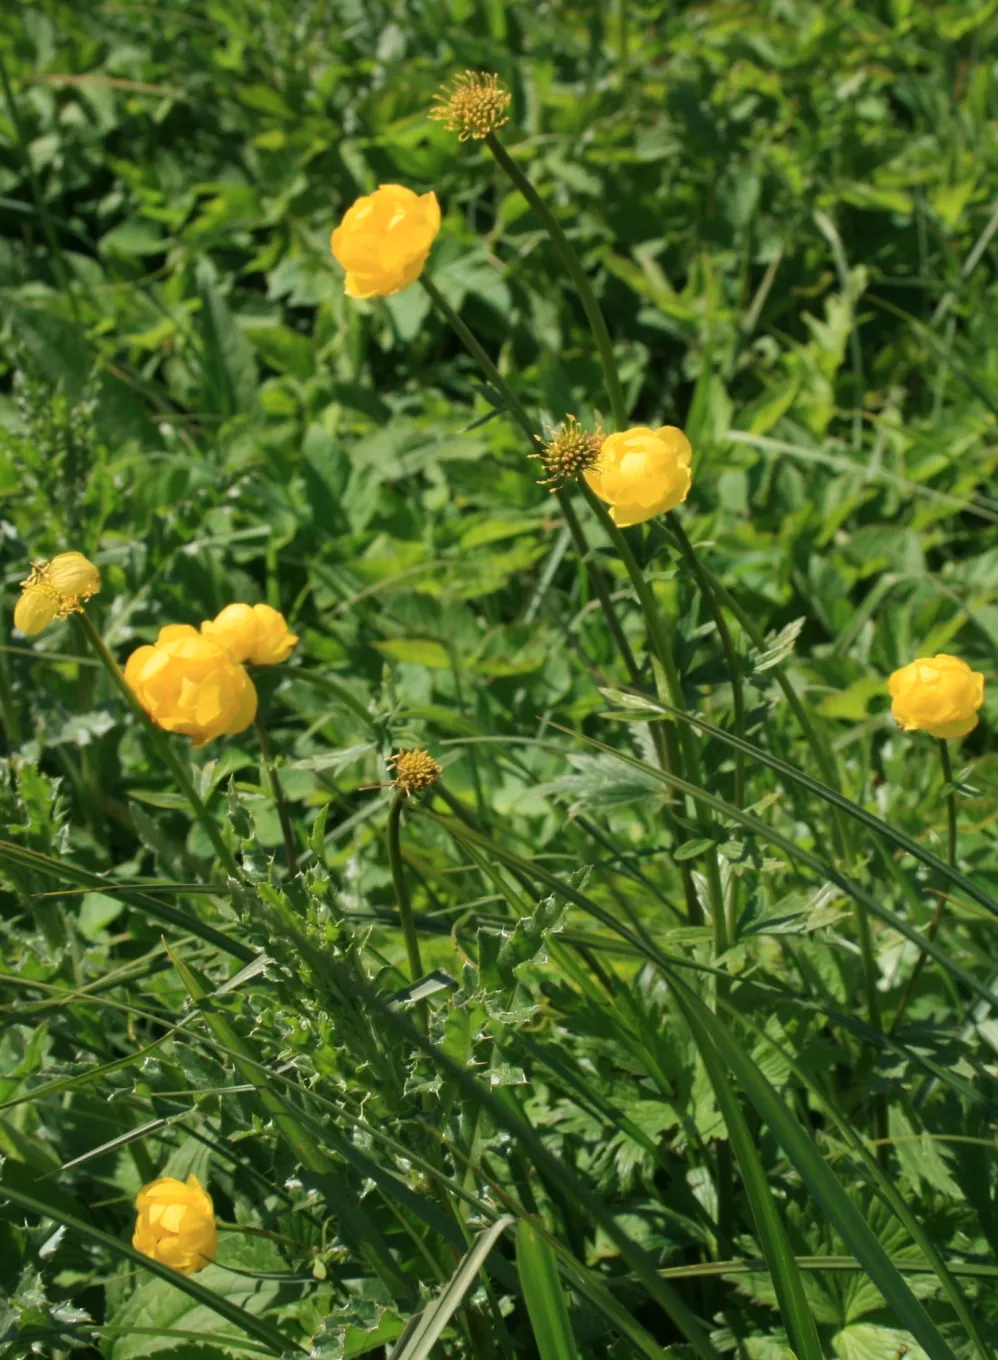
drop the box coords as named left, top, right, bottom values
left=887, top=654, right=985, bottom=741
left=132, top=1174, right=217, bottom=1275
left=533, top=415, right=604, bottom=490
left=429, top=71, right=512, bottom=141
left=584, top=425, right=693, bottom=527
left=388, top=748, right=442, bottom=797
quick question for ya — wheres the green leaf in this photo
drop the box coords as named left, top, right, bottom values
left=374, top=639, right=453, bottom=669
left=389, top=1216, right=516, bottom=1360
left=106, top=1235, right=285, bottom=1360
left=515, top=1222, right=582, bottom=1360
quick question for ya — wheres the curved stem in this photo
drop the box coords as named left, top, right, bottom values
left=890, top=740, right=958, bottom=1036
left=665, top=517, right=745, bottom=811
left=683, top=556, right=852, bottom=861
left=387, top=789, right=427, bottom=1031
left=419, top=273, right=639, bottom=682
left=580, top=486, right=726, bottom=938
left=484, top=134, right=628, bottom=430
left=254, top=715, right=296, bottom=875
left=76, top=612, right=242, bottom=882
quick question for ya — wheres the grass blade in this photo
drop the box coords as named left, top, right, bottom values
left=515, top=1221, right=582, bottom=1360
left=389, top=1216, right=516, bottom=1360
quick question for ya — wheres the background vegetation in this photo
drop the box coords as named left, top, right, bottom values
left=2, top=1, right=998, bottom=1358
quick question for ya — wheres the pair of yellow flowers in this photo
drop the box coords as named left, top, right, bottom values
left=13, top=553, right=298, bottom=748
left=331, top=183, right=691, bottom=528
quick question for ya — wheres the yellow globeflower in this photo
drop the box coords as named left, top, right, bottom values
left=888, top=654, right=985, bottom=740
left=201, top=602, right=299, bottom=666
left=13, top=584, right=59, bottom=636
left=584, top=425, right=692, bottom=528
left=13, top=551, right=101, bottom=635
left=331, top=184, right=441, bottom=299
left=132, top=1174, right=217, bottom=1275
left=125, top=624, right=258, bottom=749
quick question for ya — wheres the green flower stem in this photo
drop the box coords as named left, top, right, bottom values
left=484, top=134, right=628, bottom=431
left=387, top=788, right=427, bottom=1032
left=664, top=517, right=745, bottom=939
left=890, top=740, right=958, bottom=1036
left=683, top=555, right=852, bottom=861
left=666, top=517, right=745, bottom=811
left=579, top=486, right=727, bottom=943
left=419, top=273, right=640, bottom=683
left=75, top=611, right=242, bottom=882
left=254, top=715, right=297, bottom=875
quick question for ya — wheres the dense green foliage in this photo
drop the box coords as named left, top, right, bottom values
left=2, top=1, right=998, bottom=1358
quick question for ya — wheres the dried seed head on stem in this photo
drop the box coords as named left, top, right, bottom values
left=532, top=415, right=605, bottom=490
left=429, top=71, right=511, bottom=141
left=388, top=748, right=442, bottom=797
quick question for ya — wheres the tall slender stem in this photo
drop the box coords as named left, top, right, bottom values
left=484, top=134, right=628, bottom=430
left=254, top=715, right=297, bottom=875
left=890, top=740, right=958, bottom=1036
left=387, top=790, right=427, bottom=1032
left=419, top=273, right=639, bottom=682
left=75, top=612, right=242, bottom=881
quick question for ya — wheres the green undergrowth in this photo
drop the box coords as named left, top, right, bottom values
left=2, top=1, right=998, bottom=1358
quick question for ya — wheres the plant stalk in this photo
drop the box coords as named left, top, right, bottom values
left=890, top=740, right=958, bottom=1036
left=387, top=788, right=427, bottom=1032
left=484, top=134, right=628, bottom=430
left=254, top=715, right=297, bottom=875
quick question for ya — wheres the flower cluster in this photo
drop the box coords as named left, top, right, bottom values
left=124, top=605, right=298, bottom=748
left=132, top=1174, right=217, bottom=1275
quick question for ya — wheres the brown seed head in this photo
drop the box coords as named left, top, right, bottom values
left=429, top=71, right=511, bottom=142
left=388, top=748, right=442, bottom=797
left=533, top=416, right=605, bottom=490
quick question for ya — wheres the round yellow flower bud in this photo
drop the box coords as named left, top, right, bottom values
left=45, top=552, right=102, bottom=604
left=887, top=653, right=985, bottom=740
left=331, top=184, right=441, bottom=300
left=13, top=583, right=59, bottom=636
left=201, top=602, right=299, bottom=666
left=132, top=1174, right=217, bottom=1275
left=584, top=425, right=693, bottom=528
left=125, top=624, right=259, bottom=749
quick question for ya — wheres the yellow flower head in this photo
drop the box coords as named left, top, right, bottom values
left=584, top=425, right=693, bottom=528
left=201, top=602, right=299, bottom=666
left=534, top=415, right=604, bottom=490
left=13, top=584, right=59, bottom=636
left=13, top=552, right=101, bottom=635
left=429, top=71, right=512, bottom=141
left=330, top=185, right=441, bottom=299
left=388, top=748, right=442, bottom=796
left=125, top=624, right=258, bottom=749
left=132, top=1174, right=217, bottom=1276
left=888, top=653, right=985, bottom=741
